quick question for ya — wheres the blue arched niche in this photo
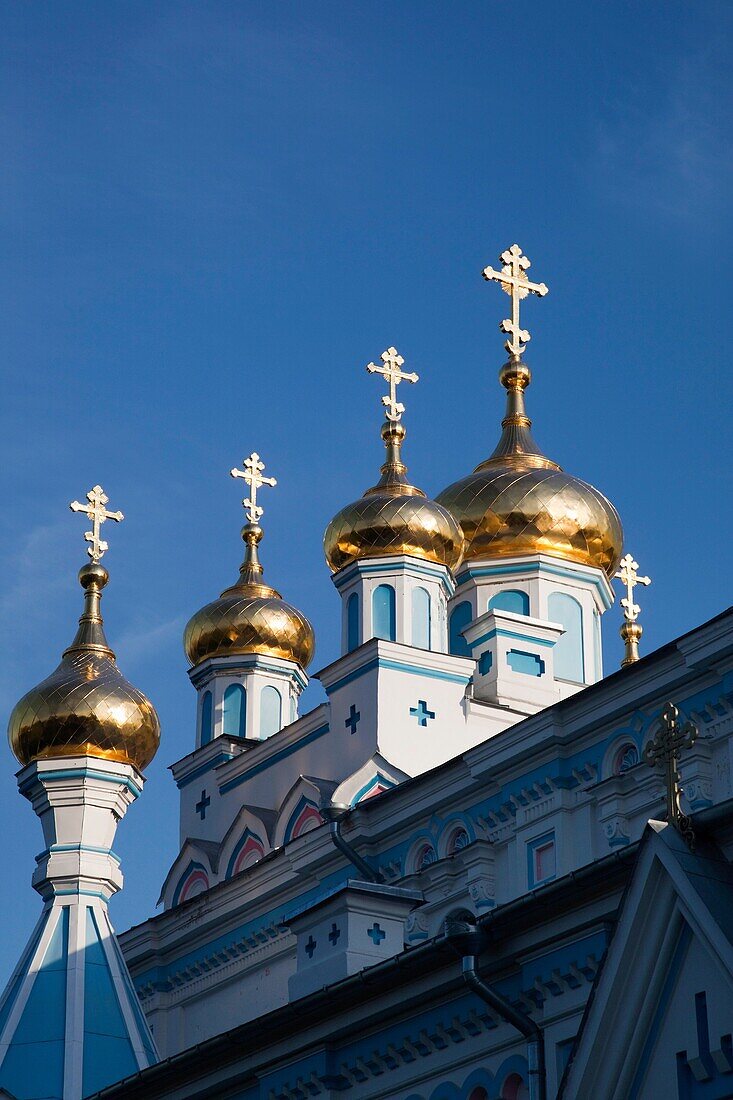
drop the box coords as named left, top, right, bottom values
left=200, top=690, right=213, bottom=745
left=489, top=589, right=529, bottom=616
left=372, top=584, right=396, bottom=641
left=411, top=587, right=431, bottom=650
left=548, top=592, right=585, bottom=683
left=346, top=592, right=360, bottom=652
left=223, top=684, right=246, bottom=739
left=260, top=685, right=282, bottom=739
left=449, top=601, right=472, bottom=657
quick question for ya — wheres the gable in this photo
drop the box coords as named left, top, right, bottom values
left=562, top=823, right=733, bottom=1100
left=628, top=922, right=733, bottom=1099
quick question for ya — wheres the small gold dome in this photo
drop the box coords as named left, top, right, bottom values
left=436, top=359, right=623, bottom=577
left=8, top=563, right=160, bottom=770
left=184, top=524, right=315, bottom=669
left=324, top=420, right=465, bottom=574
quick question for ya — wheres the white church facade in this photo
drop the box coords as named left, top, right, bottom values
left=1, top=247, right=732, bottom=1100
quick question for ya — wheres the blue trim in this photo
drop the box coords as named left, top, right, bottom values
left=36, top=844, right=121, bottom=867
left=19, top=768, right=142, bottom=797
left=225, top=828, right=266, bottom=880
left=507, top=649, right=545, bottom=677
left=352, top=773, right=397, bottom=805
left=176, top=750, right=237, bottom=789
left=456, top=559, right=612, bottom=608
left=220, top=723, right=330, bottom=794
left=326, top=656, right=470, bottom=696
left=470, top=626, right=556, bottom=650
left=334, top=558, right=454, bottom=597
left=283, top=796, right=321, bottom=845
left=52, top=889, right=111, bottom=900
left=171, top=861, right=209, bottom=908
left=191, top=656, right=307, bottom=692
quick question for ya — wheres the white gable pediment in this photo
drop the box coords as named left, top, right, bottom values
left=562, top=822, right=733, bottom=1099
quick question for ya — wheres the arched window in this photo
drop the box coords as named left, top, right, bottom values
left=347, top=592, right=360, bottom=652
left=372, top=584, right=396, bottom=641
left=489, top=589, right=530, bottom=616
left=260, top=685, right=282, bottom=739
left=447, top=826, right=470, bottom=855
left=222, top=684, right=246, bottom=739
left=414, top=843, right=437, bottom=872
left=411, top=587, right=431, bottom=650
left=613, top=742, right=639, bottom=774
left=200, top=690, right=213, bottom=746
left=548, top=592, right=585, bottom=683
left=448, top=601, right=472, bottom=657
left=501, top=1073, right=529, bottom=1100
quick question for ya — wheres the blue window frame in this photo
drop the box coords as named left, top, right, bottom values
left=200, top=690, right=213, bottom=745
left=372, top=584, right=396, bottom=641
left=449, top=601, right=472, bottom=657
left=411, top=586, right=431, bottom=650
left=346, top=592, right=360, bottom=652
left=548, top=592, right=585, bottom=683
left=260, top=685, right=282, bottom=739
left=527, top=831, right=556, bottom=888
left=222, top=684, right=246, bottom=739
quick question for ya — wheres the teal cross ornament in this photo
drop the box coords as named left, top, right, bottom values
left=410, top=700, right=435, bottom=727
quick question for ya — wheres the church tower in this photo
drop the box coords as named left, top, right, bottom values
left=324, top=347, right=464, bottom=654
left=437, top=245, right=623, bottom=696
left=183, top=453, right=315, bottom=746
left=0, top=486, right=160, bottom=1100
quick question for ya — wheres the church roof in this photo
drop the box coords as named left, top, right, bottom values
left=0, top=901, right=157, bottom=1100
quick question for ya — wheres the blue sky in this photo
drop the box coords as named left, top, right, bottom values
left=0, top=1, right=731, bottom=985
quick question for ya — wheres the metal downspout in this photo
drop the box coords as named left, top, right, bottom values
left=447, top=921, right=546, bottom=1100
left=321, top=802, right=382, bottom=883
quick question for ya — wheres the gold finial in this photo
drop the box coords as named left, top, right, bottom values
left=482, top=244, right=548, bottom=359
left=366, top=346, right=419, bottom=423
left=614, top=553, right=651, bottom=667
left=645, top=702, right=698, bottom=849
left=69, top=485, right=124, bottom=563
left=231, top=452, right=277, bottom=524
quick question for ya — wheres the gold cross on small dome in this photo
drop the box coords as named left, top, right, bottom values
left=482, top=244, right=549, bottom=358
left=69, top=484, right=124, bottom=563
left=615, top=553, right=651, bottom=624
left=366, top=347, right=419, bottom=422
left=231, top=452, right=277, bottom=524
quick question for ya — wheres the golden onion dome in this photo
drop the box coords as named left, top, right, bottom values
left=324, top=419, right=465, bottom=574
left=436, top=358, right=623, bottom=577
left=184, top=523, right=315, bottom=669
left=8, top=562, right=161, bottom=770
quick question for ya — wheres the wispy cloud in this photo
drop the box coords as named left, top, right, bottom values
left=113, top=613, right=186, bottom=668
left=589, top=49, right=732, bottom=222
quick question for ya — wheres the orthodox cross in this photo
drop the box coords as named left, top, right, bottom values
left=645, top=702, right=698, bottom=849
left=69, top=485, right=124, bottom=563
left=614, top=553, right=651, bottom=666
left=482, top=244, right=549, bottom=358
left=615, top=553, right=651, bottom=623
left=231, top=452, right=277, bottom=524
left=366, top=346, right=419, bottom=422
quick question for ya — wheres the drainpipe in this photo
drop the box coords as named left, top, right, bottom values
left=445, top=920, right=546, bottom=1100
left=321, top=802, right=382, bottom=883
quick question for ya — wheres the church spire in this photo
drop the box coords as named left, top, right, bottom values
left=0, top=487, right=160, bottom=1100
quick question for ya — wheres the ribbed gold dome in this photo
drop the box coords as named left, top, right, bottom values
left=436, top=358, right=623, bottom=577
left=184, top=524, right=315, bottom=669
left=324, top=420, right=465, bottom=574
left=8, top=562, right=161, bottom=770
